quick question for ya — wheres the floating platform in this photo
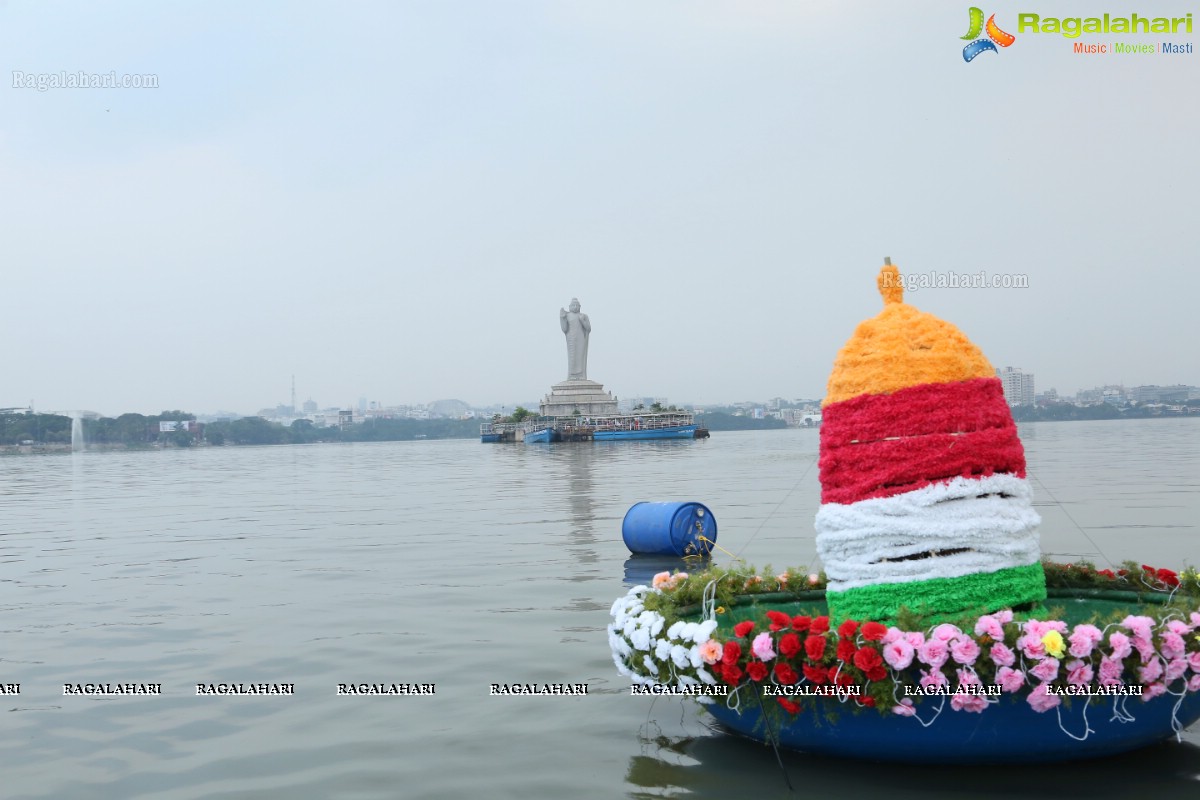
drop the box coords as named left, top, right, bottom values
left=481, top=413, right=704, bottom=443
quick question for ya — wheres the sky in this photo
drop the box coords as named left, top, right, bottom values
left=2, top=1, right=1197, bottom=417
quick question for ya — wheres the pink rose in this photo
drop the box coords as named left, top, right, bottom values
left=652, top=572, right=672, bottom=589
left=974, top=615, right=1005, bottom=640
left=882, top=626, right=905, bottom=645
left=1122, top=615, right=1154, bottom=640
left=989, top=643, right=1016, bottom=668
left=1017, top=634, right=1046, bottom=660
left=904, top=631, right=926, bottom=649
left=1030, top=658, right=1060, bottom=683
left=1143, top=682, right=1167, bottom=701
left=1027, top=683, right=1061, bottom=713
left=1189, top=675, right=1200, bottom=693
left=1098, top=656, right=1125, bottom=686
left=995, top=609, right=1014, bottom=624
left=892, top=698, right=916, bottom=716
left=883, top=640, right=915, bottom=671
left=1065, top=659, right=1093, bottom=687
left=1132, top=635, right=1156, bottom=663
left=996, top=666, right=1025, bottom=693
left=1068, top=624, right=1103, bottom=659
left=917, top=639, right=949, bottom=668
left=751, top=632, right=776, bottom=662
left=698, top=640, right=722, bottom=665
left=932, top=623, right=963, bottom=642
left=920, top=669, right=948, bottom=688
left=1188, top=652, right=1200, bottom=673
left=1161, top=632, right=1186, bottom=661
left=950, top=637, right=980, bottom=666
left=1107, top=632, right=1132, bottom=660
left=951, top=692, right=987, bottom=713
left=1024, top=619, right=1065, bottom=637
left=1165, top=658, right=1188, bottom=683
left=1139, top=658, right=1163, bottom=684
left=1166, top=619, right=1191, bottom=635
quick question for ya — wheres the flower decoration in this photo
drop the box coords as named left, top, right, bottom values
left=609, top=561, right=1200, bottom=738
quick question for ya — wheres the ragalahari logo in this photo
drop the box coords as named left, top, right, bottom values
left=962, top=8, right=1016, bottom=61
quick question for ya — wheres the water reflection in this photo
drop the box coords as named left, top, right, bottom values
left=624, top=722, right=1200, bottom=800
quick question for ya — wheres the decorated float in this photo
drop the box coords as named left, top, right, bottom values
left=608, top=260, right=1200, bottom=763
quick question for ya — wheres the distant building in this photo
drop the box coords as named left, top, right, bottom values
left=997, top=367, right=1035, bottom=406
left=1131, top=385, right=1192, bottom=404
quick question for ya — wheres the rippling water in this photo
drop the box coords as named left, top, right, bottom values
left=1, top=421, right=1198, bottom=798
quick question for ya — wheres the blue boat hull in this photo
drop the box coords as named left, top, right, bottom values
left=594, top=425, right=696, bottom=441
left=706, top=689, right=1200, bottom=764
left=524, top=427, right=555, bottom=443
left=480, top=433, right=501, bottom=443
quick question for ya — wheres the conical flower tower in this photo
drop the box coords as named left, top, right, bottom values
left=815, top=259, right=1046, bottom=623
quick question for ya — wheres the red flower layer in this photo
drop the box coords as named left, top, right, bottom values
left=820, top=378, right=1013, bottom=448
left=819, top=377, right=1026, bottom=504
left=820, top=428, right=1026, bottom=505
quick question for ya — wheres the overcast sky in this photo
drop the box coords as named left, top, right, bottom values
left=3, top=1, right=1196, bottom=416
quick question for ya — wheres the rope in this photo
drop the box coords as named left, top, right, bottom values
left=734, top=453, right=818, bottom=559
left=1029, top=471, right=1115, bottom=569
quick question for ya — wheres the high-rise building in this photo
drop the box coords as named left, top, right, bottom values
left=997, top=367, right=1035, bottom=406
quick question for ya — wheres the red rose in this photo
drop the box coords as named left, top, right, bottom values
left=733, top=621, right=755, bottom=638
left=774, top=662, right=799, bottom=685
left=804, top=635, right=826, bottom=661
left=766, top=610, right=791, bottom=632
left=1117, top=569, right=1129, bottom=576
left=778, top=632, right=801, bottom=658
left=1157, top=568, right=1180, bottom=587
left=802, top=664, right=827, bottom=684
left=856, top=695, right=876, bottom=708
left=723, top=663, right=743, bottom=685
left=723, top=641, right=742, bottom=664
left=810, top=616, right=830, bottom=635
left=826, top=665, right=840, bottom=683
left=1098, top=569, right=1116, bottom=579
left=747, top=661, right=768, bottom=682
left=834, top=671, right=855, bottom=688
left=837, top=619, right=859, bottom=639
left=791, top=615, right=811, bottom=632
left=866, top=665, right=887, bottom=681
left=776, top=697, right=802, bottom=715
left=853, top=646, right=883, bottom=673
left=1142, top=564, right=1155, bottom=574
left=861, top=621, right=888, bottom=642
left=836, top=638, right=857, bottom=663
left=710, top=662, right=725, bottom=681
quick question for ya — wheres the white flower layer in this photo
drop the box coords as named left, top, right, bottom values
left=608, top=585, right=718, bottom=688
left=815, top=473, right=1041, bottom=592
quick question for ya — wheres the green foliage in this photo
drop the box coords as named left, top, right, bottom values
left=510, top=406, right=534, bottom=423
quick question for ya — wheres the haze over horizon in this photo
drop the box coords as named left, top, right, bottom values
left=4, top=2, right=1196, bottom=418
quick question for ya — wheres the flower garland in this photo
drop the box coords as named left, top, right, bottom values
left=608, top=562, right=1200, bottom=727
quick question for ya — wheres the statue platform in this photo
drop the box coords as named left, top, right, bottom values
left=539, top=380, right=618, bottom=418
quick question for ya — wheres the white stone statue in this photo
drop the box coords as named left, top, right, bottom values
left=560, top=298, right=591, bottom=381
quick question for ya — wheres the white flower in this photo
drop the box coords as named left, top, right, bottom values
left=650, top=616, right=665, bottom=637
left=677, top=674, right=699, bottom=687
left=671, top=644, right=691, bottom=668
left=667, top=621, right=686, bottom=641
left=694, top=619, right=719, bottom=643
left=643, top=655, right=659, bottom=675
left=608, top=628, right=631, bottom=658
left=678, top=622, right=699, bottom=643
left=688, top=645, right=703, bottom=669
left=696, top=667, right=716, bottom=685
left=655, top=639, right=673, bottom=662
left=631, top=627, right=652, bottom=651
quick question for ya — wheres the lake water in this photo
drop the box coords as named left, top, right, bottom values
left=2, top=421, right=1198, bottom=798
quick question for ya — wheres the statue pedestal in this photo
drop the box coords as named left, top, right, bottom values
left=540, top=380, right=618, bottom=417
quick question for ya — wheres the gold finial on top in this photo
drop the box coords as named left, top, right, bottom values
left=878, top=257, right=903, bottom=305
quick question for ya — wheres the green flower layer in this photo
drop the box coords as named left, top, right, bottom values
left=826, top=562, right=1047, bottom=623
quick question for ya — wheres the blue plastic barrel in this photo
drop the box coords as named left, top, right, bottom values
left=621, top=502, right=716, bottom=557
